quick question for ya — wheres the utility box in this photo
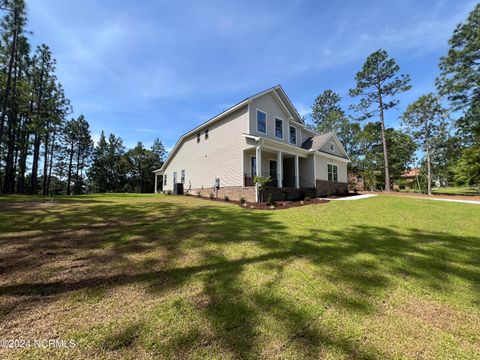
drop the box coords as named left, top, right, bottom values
left=173, top=183, right=184, bottom=195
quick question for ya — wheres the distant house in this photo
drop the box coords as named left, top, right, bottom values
left=154, top=85, right=350, bottom=202
left=402, top=168, right=420, bottom=181
left=397, top=168, right=420, bottom=190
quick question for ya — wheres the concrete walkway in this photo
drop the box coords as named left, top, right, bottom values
left=324, top=194, right=378, bottom=201
left=406, top=196, right=480, bottom=205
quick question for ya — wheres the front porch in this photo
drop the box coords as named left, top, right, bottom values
left=243, top=147, right=316, bottom=189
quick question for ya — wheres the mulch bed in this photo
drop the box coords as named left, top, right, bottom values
left=185, top=193, right=330, bottom=210
left=240, top=198, right=330, bottom=210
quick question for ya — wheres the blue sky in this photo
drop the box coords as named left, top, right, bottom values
left=27, top=0, right=475, bottom=151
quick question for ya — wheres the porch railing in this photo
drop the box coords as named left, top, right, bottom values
left=244, top=173, right=297, bottom=188
left=282, top=176, right=297, bottom=188
left=244, top=172, right=278, bottom=187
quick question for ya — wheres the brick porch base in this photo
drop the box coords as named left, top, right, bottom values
left=186, top=186, right=256, bottom=202
left=316, top=180, right=348, bottom=197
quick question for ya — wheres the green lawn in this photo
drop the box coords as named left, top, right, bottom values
left=432, top=186, right=480, bottom=196
left=0, top=194, right=479, bottom=359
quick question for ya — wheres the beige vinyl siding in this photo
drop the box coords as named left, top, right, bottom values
left=315, top=154, right=348, bottom=183
left=162, top=105, right=249, bottom=191
left=319, top=137, right=348, bottom=159
left=249, top=92, right=302, bottom=147
left=299, top=156, right=315, bottom=187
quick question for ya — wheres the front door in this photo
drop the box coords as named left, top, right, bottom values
left=251, top=156, right=256, bottom=177
left=269, top=160, right=277, bottom=178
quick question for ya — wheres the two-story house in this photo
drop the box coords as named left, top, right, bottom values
left=154, top=85, right=350, bottom=202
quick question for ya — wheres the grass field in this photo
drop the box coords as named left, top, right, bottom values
left=0, top=194, right=479, bottom=359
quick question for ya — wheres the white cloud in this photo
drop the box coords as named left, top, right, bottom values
left=295, top=102, right=311, bottom=117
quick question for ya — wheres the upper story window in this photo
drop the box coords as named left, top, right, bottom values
left=197, top=133, right=200, bottom=143
left=328, top=164, right=338, bottom=182
left=181, top=170, right=185, bottom=183
left=205, top=128, right=209, bottom=140
left=289, top=126, right=297, bottom=145
left=163, top=174, right=167, bottom=186
left=256, top=110, right=266, bottom=134
left=329, top=141, right=335, bottom=152
left=173, top=172, right=177, bottom=184
left=275, top=118, right=283, bottom=139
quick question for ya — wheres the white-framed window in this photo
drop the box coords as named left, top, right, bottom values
left=251, top=156, right=257, bottom=177
left=164, top=174, right=167, bottom=186
left=197, top=133, right=200, bottom=143
left=275, top=118, right=283, bottom=139
left=289, top=126, right=296, bottom=145
left=181, top=170, right=185, bottom=183
left=205, top=128, right=209, bottom=140
left=256, top=110, right=266, bottom=134
left=329, top=141, right=335, bottom=152
left=328, top=164, right=338, bottom=182
left=173, top=172, right=177, bottom=184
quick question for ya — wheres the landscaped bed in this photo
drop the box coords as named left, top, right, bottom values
left=0, top=193, right=478, bottom=359
left=240, top=197, right=329, bottom=210
left=185, top=193, right=330, bottom=210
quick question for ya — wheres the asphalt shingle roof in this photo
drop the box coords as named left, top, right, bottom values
left=301, top=132, right=333, bottom=150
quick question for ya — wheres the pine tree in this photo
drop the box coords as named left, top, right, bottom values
left=437, top=3, right=480, bottom=114
left=29, top=44, right=56, bottom=194
left=311, top=89, right=361, bottom=156
left=402, top=93, right=449, bottom=195
left=88, top=131, right=109, bottom=192
left=349, top=49, right=411, bottom=191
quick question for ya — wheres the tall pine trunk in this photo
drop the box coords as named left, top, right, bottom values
left=66, top=143, right=74, bottom=195
left=426, top=142, right=432, bottom=195
left=378, top=92, right=391, bottom=191
left=16, top=116, right=29, bottom=194
left=0, top=6, right=19, bottom=155
left=42, top=126, right=50, bottom=195
left=4, top=52, right=19, bottom=193
left=30, top=133, right=41, bottom=194
left=75, top=149, right=81, bottom=194
left=46, top=129, right=56, bottom=194
left=17, top=101, right=33, bottom=194
left=30, top=54, right=46, bottom=195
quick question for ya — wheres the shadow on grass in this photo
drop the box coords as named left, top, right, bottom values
left=0, top=196, right=479, bottom=358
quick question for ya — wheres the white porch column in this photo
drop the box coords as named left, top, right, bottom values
left=255, top=146, right=262, bottom=202
left=277, top=151, right=282, bottom=188
left=255, top=146, right=262, bottom=177
left=154, top=173, right=158, bottom=193
left=294, top=155, right=300, bottom=188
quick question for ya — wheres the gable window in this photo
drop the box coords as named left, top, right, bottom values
left=329, top=141, right=335, bottom=152
left=173, top=172, right=177, bottom=184
left=197, top=133, right=200, bottom=143
left=275, top=118, right=283, bottom=139
left=289, top=126, right=297, bottom=145
left=164, top=174, right=167, bottom=186
left=181, top=170, right=185, bottom=183
left=328, top=164, right=338, bottom=182
left=205, top=128, right=209, bottom=140
left=256, top=110, right=266, bottom=134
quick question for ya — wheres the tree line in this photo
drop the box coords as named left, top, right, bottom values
left=310, top=3, right=479, bottom=194
left=0, top=0, right=166, bottom=195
